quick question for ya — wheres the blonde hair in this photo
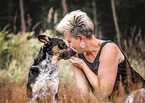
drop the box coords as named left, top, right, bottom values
left=56, top=10, right=94, bottom=38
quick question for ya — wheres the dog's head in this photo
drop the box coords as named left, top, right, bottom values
left=38, top=35, right=76, bottom=62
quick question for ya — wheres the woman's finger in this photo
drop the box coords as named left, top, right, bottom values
left=69, top=58, right=76, bottom=63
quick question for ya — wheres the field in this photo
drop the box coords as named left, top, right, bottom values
left=0, top=30, right=145, bottom=103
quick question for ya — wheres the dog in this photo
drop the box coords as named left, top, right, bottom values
left=27, top=35, right=76, bottom=103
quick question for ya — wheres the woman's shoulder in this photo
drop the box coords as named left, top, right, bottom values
left=101, top=42, right=119, bottom=55
left=94, top=39, right=120, bottom=58
left=97, top=39, right=115, bottom=46
left=104, top=41, right=118, bottom=48
left=98, top=39, right=118, bottom=50
left=100, top=41, right=125, bottom=63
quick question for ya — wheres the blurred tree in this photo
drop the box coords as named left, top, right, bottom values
left=92, top=0, right=98, bottom=37
left=20, top=0, right=26, bottom=33
left=0, top=0, right=145, bottom=40
left=111, top=0, right=121, bottom=47
left=116, top=0, right=145, bottom=38
left=62, top=0, right=68, bottom=16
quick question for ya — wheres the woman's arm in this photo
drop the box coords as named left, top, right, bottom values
left=70, top=57, right=100, bottom=93
left=69, top=43, right=120, bottom=98
left=97, top=43, right=120, bottom=97
left=72, top=65, right=90, bottom=95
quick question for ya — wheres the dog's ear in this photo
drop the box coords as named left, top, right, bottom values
left=38, top=35, right=51, bottom=43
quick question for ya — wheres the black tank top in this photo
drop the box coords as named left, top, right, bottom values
left=78, top=41, right=145, bottom=96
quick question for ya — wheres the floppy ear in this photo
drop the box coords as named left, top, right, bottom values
left=37, top=35, right=51, bottom=43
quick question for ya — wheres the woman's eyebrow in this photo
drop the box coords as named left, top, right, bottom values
left=67, top=41, right=71, bottom=43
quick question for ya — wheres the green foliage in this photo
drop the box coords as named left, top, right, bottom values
left=0, top=31, right=42, bottom=84
left=59, top=60, right=74, bottom=84
left=0, top=30, right=74, bottom=85
left=130, top=58, right=145, bottom=78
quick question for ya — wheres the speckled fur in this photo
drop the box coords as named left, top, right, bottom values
left=30, top=54, right=59, bottom=102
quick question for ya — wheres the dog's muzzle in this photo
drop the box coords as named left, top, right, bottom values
left=59, top=48, right=77, bottom=60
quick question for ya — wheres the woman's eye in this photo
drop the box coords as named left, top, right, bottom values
left=68, top=41, right=71, bottom=43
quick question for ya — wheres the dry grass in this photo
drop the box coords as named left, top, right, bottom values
left=0, top=82, right=100, bottom=103
left=0, top=82, right=97, bottom=103
left=1, top=82, right=144, bottom=103
left=0, top=82, right=27, bottom=103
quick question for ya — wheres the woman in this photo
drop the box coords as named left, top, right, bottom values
left=56, top=10, right=145, bottom=100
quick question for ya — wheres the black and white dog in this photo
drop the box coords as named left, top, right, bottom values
left=27, top=35, right=76, bottom=103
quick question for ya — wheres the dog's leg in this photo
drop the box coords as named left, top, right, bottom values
left=47, top=78, right=59, bottom=103
left=27, top=85, right=33, bottom=102
left=52, top=95, right=57, bottom=103
left=27, top=84, right=37, bottom=103
left=27, top=100, right=38, bottom=103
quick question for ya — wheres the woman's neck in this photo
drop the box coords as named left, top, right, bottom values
left=83, top=36, right=105, bottom=62
left=85, top=36, right=101, bottom=53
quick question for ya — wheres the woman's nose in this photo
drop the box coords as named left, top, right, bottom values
left=68, top=43, right=71, bottom=47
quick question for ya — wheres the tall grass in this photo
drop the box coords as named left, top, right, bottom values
left=1, top=82, right=144, bottom=103
left=122, top=27, right=145, bottom=78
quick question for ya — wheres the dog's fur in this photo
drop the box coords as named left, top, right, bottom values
left=27, top=35, right=76, bottom=103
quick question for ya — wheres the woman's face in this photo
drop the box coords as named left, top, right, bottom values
left=64, top=32, right=82, bottom=53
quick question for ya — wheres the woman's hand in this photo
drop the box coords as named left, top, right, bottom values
left=69, top=56, right=85, bottom=69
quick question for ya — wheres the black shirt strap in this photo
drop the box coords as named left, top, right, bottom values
left=97, top=40, right=113, bottom=60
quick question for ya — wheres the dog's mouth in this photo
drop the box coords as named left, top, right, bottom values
left=51, top=48, right=76, bottom=64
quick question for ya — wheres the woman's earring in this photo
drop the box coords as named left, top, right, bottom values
left=80, top=42, right=85, bottom=48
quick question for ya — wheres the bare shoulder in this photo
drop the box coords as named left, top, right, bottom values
left=99, top=42, right=124, bottom=63
left=102, top=42, right=119, bottom=52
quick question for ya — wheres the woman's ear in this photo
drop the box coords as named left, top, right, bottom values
left=38, top=35, right=51, bottom=43
left=78, top=35, right=84, bottom=41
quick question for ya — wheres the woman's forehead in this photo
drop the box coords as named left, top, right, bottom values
left=64, top=32, right=72, bottom=39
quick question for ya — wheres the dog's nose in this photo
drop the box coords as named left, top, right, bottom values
left=70, top=48, right=77, bottom=55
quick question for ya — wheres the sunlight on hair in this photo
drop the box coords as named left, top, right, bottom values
left=56, top=10, right=94, bottom=33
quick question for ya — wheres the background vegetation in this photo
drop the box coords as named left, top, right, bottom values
left=0, top=0, right=144, bottom=102
left=0, top=0, right=145, bottom=39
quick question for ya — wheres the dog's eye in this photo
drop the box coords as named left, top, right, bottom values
left=58, top=42, right=67, bottom=49
left=45, top=41, right=52, bottom=46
